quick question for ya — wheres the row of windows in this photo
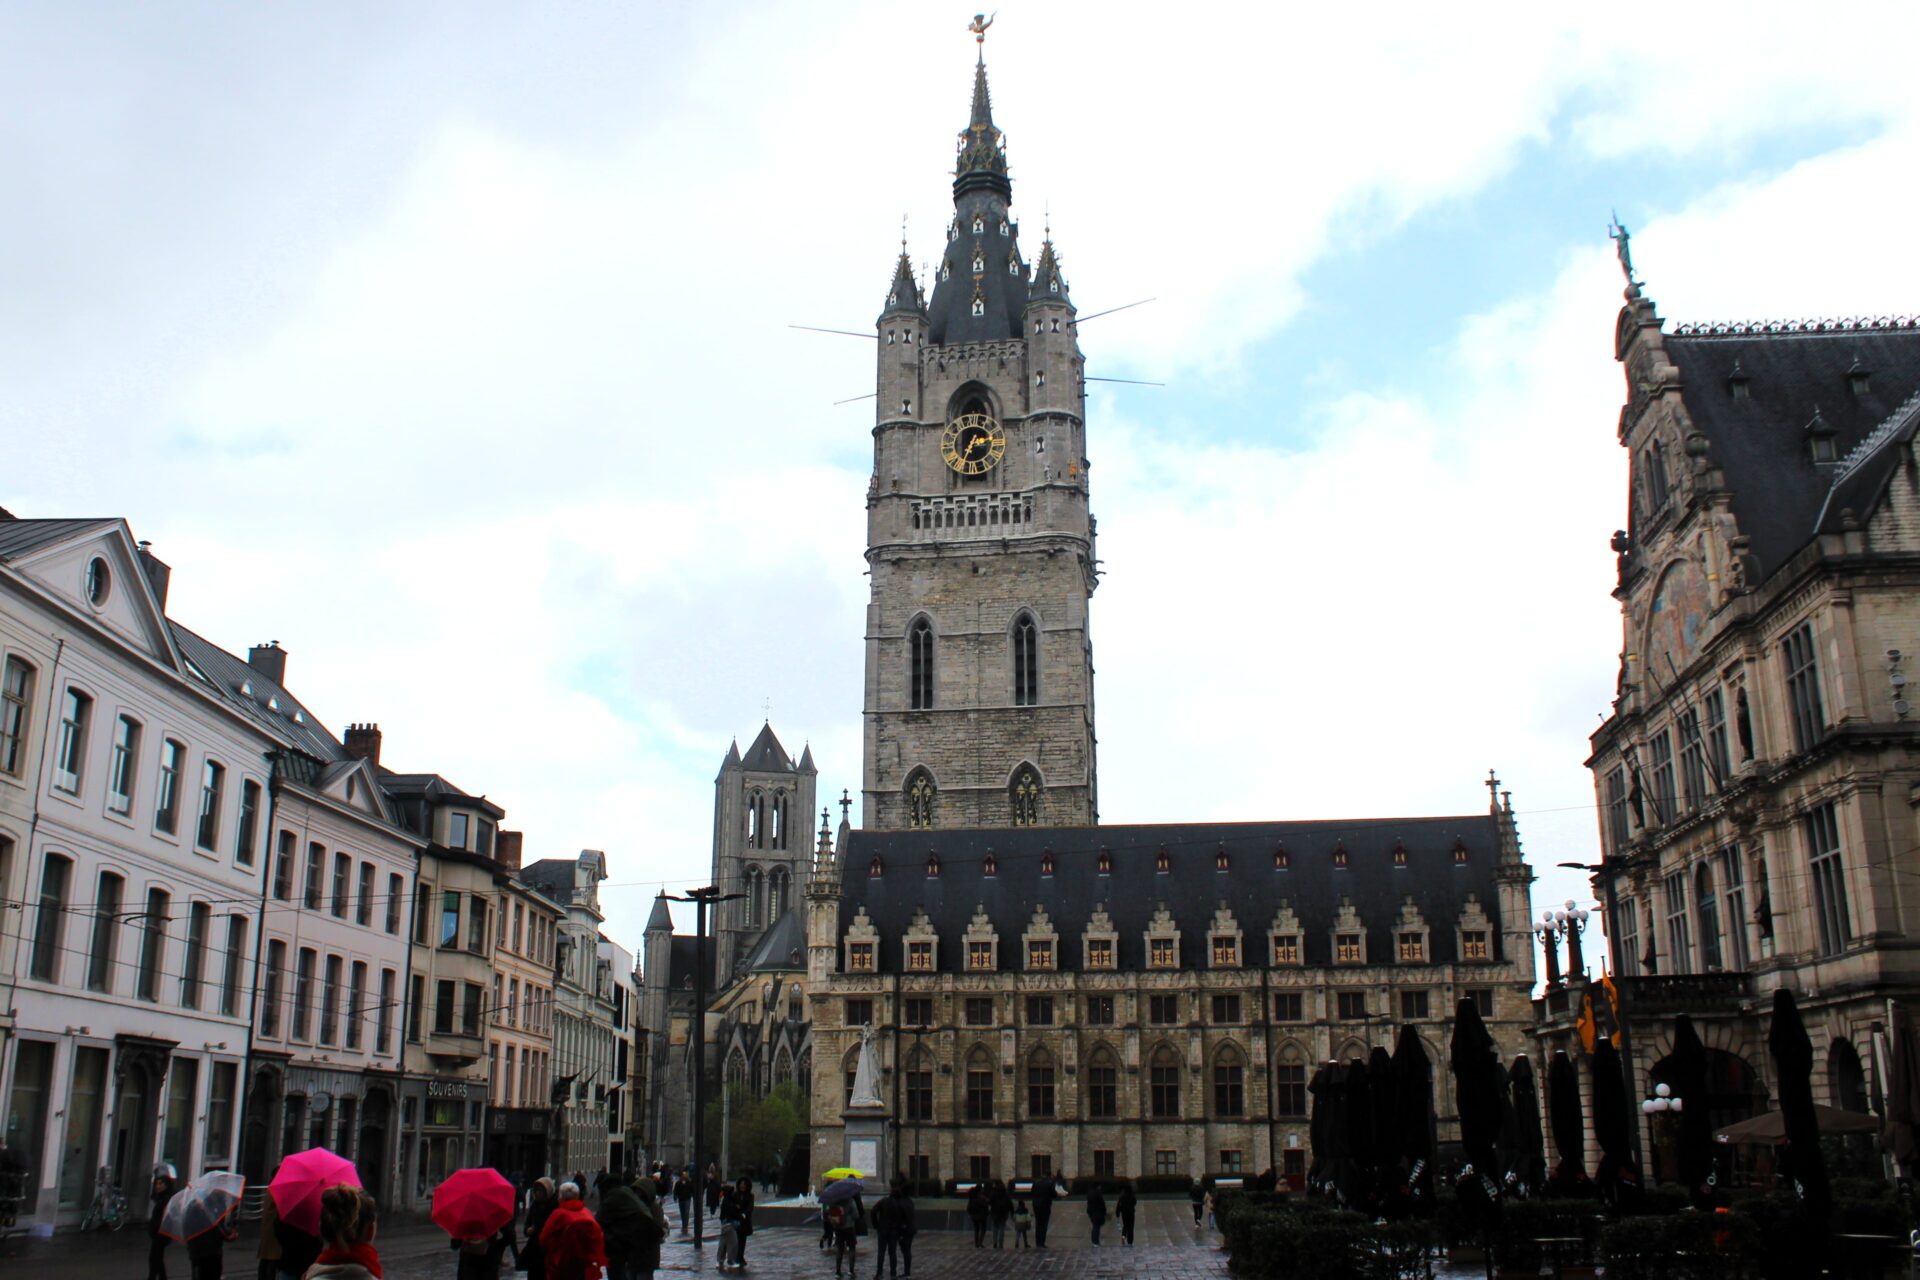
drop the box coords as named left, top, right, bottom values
left=497, top=893, right=558, bottom=965
left=269, top=830, right=406, bottom=933
left=744, top=790, right=792, bottom=851
left=487, top=1041, right=552, bottom=1110
left=1602, top=621, right=1823, bottom=851
left=741, top=865, right=793, bottom=929
left=4, top=658, right=265, bottom=865
left=864, top=987, right=1497, bottom=1030
left=904, top=612, right=1043, bottom=711
left=490, top=970, right=554, bottom=1035
left=874, top=836, right=1472, bottom=870
left=260, top=941, right=396, bottom=1055
left=26, top=852, right=250, bottom=1016
left=412, top=880, right=495, bottom=954
left=853, top=927, right=1492, bottom=972
left=912, top=1150, right=1270, bottom=1186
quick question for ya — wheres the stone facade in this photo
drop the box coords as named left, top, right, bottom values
left=711, top=725, right=815, bottom=986
left=522, top=851, right=616, bottom=1179
left=1559, top=262, right=1920, bottom=1180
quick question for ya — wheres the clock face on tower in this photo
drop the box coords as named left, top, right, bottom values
left=941, top=411, right=1007, bottom=475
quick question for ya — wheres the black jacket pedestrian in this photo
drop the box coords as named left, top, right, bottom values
left=273, top=1220, right=322, bottom=1280
left=1086, top=1187, right=1108, bottom=1225
left=871, top=1191, right=915, bottom=1239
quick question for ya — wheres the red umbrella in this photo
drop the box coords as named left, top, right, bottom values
left=432, top=1168, right=516, bottom=1240
left=270, top=1148, right=361, bottom=1234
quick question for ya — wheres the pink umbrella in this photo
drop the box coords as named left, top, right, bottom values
left=270, top=1148, right=361, bottom=1234
left=432, top=1168, right=516, bottom=1240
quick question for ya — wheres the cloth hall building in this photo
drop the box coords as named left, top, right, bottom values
left=791, top=45, right=1541, bottom=1189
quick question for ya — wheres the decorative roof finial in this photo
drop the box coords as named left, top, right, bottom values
left=840, top=787, right=852, bottom=824
left=1486, top=768, right=1501, bottom=810
left=1608, top=211, right=1640, bottom=288
left=968, top=11, right=994, bottom=59
left=901, top=212, right=909, bottom=256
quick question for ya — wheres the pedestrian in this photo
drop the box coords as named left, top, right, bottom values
left=451, top=1221, right=517, bottom=1280
left=1115, top=1181, right=1137, bottom=1247
left=1012, top=1196, right=1031, bottom=1248
left=274, top=1199, right=324, bottom=1280
left=828, top=1189, right=864, bottom=1279
left=596, top=1174, right=651, bottom=1280
left=965, top=1183, right=988, bottom=1247
left=871, top=1177, right=915, bottom=1279
left=303, top=1185, right=382, bottom=1280
left=256, top=1171, right=284, bottom=1280
left=1203, top=1188, right=1216, bottom=1229
left=188, top=1212, right=239, bottom=1280
left=150, top=1167, right=180, bottom=1280
left=988, top=1179, right=1011, bottom=1249
left=714, top=1185, right=742, bottom=1272
left=731, top=1176, right=755, bottom=1265
left=704, top=1164, right=722, bottom=1217
left=671, top=1172, right=691, bottom=1236
left=629, top=1177, right=667, bottom=1280
left=538, top=1184, right=606, bottom=1280
left=1086, top=1184, right=1107, bottom=1247
left=521, top=1179, right=557, bottom=1280
left=1030, top=1175, right=1057, bottom=1249
left=1188, top=1179, right=1204, bottom=1225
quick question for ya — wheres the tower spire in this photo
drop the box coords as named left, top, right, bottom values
left=954, top=51, right=1010, bottom=201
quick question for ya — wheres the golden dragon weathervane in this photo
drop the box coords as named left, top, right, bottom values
left=969, top=12, right=995, bottom=50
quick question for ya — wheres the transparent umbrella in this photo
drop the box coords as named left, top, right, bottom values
left=160, top=1171, right=247, bottom=1243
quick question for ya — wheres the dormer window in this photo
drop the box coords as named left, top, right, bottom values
left=1274, top=844, right=1288, bottom=869
left=998, top=219, right=1008, bottom=235
left=972, top=215, right=984, bottom=234
left=1453, top=841, right=1469, bottom=864
left=869, top=855, right=884, bottom=877
left=1271, top=934, right=1300, bottom=965
left=927, top=853, right=940, bottom=877
left=1336, top=933, right=1363, bottom=963
left=1333, top=842, right=1348, bottom=868
left=1049, top=279, right=1058, bottom=294
left=1149, top=937, right=1176, bottom=968
left=1156, top=847, right=1170, bottom=873
left=941, top=263, right=951, bottom=281
left=1040, top=852, right=1054, bottom=875
left=1848, top=359, right=1872, bottom=397
left=848, top=942, right=875, bottom=972
left=1008, top=258, right=1019, bottom=275
left=1728, top=361, right=1751, bottom=400
left=448, top=811, right=470, bottom=850
left=983, top=852, right=996, bottom=876
left=1215, top=846, right=1230, bottom=871
left=1393, top=840, right=1408, bottom=867
left=971, top=296, right=985, bottom=318
left=1097, top=848, right=1112, bottom=874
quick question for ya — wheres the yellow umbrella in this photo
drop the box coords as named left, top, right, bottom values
left=822, top=1167, right=865, bottom=1180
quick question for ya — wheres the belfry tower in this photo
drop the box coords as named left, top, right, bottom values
left=861, top=38, right=1098, bottom=831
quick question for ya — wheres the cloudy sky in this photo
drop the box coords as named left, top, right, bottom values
left=8, top=3, right=1920, bottom=961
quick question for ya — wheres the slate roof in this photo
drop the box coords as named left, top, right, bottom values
left=1663, top=323, right=1920, bottom=582
left=647, top=893, right=675, bottom=932
left=170, top=623, right=344, bottom=761
left=518, top=858, right=577, bottom=898
left=740, top=909, right=806, bottom=973
left=926, top=58, right=1030, bottom=346
left=0, top=517, right=117, bottom=560
left=739, top=722, right=794, bottom=773
left=839, top=816, right=1507, bottom=971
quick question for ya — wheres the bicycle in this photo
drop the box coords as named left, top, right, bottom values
left=79, top=1166, right=126, bottom=1231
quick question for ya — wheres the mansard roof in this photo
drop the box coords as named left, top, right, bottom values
left=839, top=816, right=1508, bottom=971
left=1663, top=320, right=1920, bottom=582
left=171, top=622, right=342, bottom=761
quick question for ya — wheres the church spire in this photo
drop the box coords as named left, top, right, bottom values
left=881, top=249, right=924, bottom=319
left=954, top=55, right=1011, bottom=202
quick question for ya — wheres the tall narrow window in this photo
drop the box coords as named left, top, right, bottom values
left=1150, top=1048, right=1181, bottom=1118
left=1012, top=612, right=1039, bottom=706
left=908, top=618, right=935, bottom=709
left=87, top=871, right=124, bottom=992
left=197, top=760, right=225, bottom=850
left=1694, top=862, right=1723, bottom=971
left=1604, top=767, right=1628, bottom=851
left=235, top=780, right=260, bottom=865
left=320, top=955, right=343, bottom=1045
left=347, top=961, right=367, bottom=1050
left=331, top=852, right=350, bottom=918
left=220, top=914, right=246, bottom=1017
left=1613, top=898, right=1640, bottom=977
left=273, top=831, right=295, bottom=900
left=1783, top=622, right=1825, bottom=752
left=29, top=853, right=72, bottom=982
left=155, top=739, right=184, bottom=832
left=54, top=688, right=91, bottom=793
left=386, top=873, right=404, bottom=933
left=906, top=770, right=936, bottom=830
left=1662, top=871, right=1691, bottom=974
left=966, top=1056, right=995, bottom=1121
left=1721, top=847, right=1751, bottom=971
left=1703, top=688, right=1731, bottom=786
left=1806, top=803, right=1852, bottom=956
left=181, top=900, right=211, bottom=1009
left=108, top=715, right=140, bottom=814
left=1677, top=709, right=1707, bottom=812
left=1010, top=767, right=1040, bottom=826
left=1088, top=1052, right=1119, bottom=1118
left=1213, top=1051, right=1246, bottom=1116
left=1647, top=730, right=1675, bottom=824
left=293, top=947, right=316, bottom=1040
left=137, top=888, right=170, bottom=1002
left=0, top=656, right=34, bottom=775
left=356, top=862, right=374, bottom=926
left=378, top=968, right=397, bottom=1054
left=261, top=940, right=286, bottom=1037
left=1026, top=1053, right=1056, bottom=1118
left=305, top=844, right=325, bottom=910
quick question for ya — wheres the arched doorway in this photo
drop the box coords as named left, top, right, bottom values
left=1649, top=1047, right=1763, bottom=1186
left=1828, top=1039, right=1875, bottom=1175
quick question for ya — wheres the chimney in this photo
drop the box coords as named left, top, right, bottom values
left=136, top=541, right=172, bottom=611
left=247, top=641, right=287, bottom=685
left=343, top=723, right=383, bottom=768
left=497, top=830, right=523, bottom=871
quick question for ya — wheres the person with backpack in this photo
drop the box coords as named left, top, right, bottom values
left=871, top=1178, right=915, bottom=1279
left=826, top=1189, right=865, bottom=1278
left=965, top=1183, right=988, bottom=1248
left=597, top=1174, right=656, bottom=1280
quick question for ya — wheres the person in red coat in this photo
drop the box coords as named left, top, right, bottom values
left=539, top=1184, right=606, bottom=1280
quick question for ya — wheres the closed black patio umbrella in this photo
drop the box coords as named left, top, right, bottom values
left=1669, top=1015, right=1716, bottom=1203
left=1508, top=1056, right=1547, bottom=1198
left=1881, top=1002, right=1920, bottom=1179
left=1342, top=1056, right=1376, bottom=1206
left=1590, top=1038, right=1641, bottom=1206
left=1451, top=997, right=1504, bottom=1205
left=1308, top=1061, right=1347, bottom=1195
left=1547, top=1049, right=1588, bottom=1195
left=1767, top=987, right=1830, bottom=1217
left=1393, top=1023, right=1436, bottom=1213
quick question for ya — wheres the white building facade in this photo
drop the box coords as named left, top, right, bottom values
left=522, top=852, right=613, bottom=1180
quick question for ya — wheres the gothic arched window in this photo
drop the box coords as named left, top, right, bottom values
left=768, top=867, right=789, bottom=921
left=744, top=868, right=762, bottom=927
left=972, top=250, right=985, bottom=273
left=772, top=794, right=787, bottom=850
left=906, top=770, right=936, bottom=830
left=971, top=295, right=985, bottom=317
left=909, top=618, right=935, bottom=710
left=1149, top=1045, right=1182, bottom=1118
left=1011, top=768, right=1040, bottom=827
left=745, top=795, right=759, bottom=848
left=1012, top=612, right=1039, bottom=706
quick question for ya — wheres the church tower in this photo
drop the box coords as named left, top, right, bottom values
left=711, top=723, right=816, bottom=984
left=862, top=42, right=1098, bottom=831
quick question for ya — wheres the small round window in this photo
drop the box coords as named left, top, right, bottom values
left=84, top=556, right=111, bottom=606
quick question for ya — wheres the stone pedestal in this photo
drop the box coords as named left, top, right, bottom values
left=842, top=1106, right=889, bottom=1180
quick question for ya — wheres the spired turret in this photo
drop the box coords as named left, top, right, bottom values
left=1024, top=234, right=1080, bottom=418
left=927, top=54, right=1028, bottom=345
left=878, top=251, right=927, bottom=426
